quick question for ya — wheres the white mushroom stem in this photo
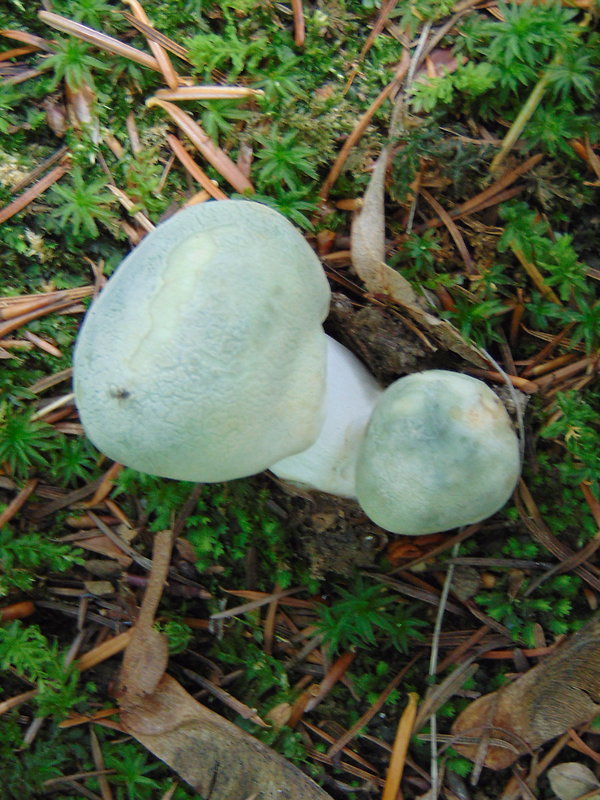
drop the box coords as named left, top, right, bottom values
left=270, top=335, right=382, bottom=497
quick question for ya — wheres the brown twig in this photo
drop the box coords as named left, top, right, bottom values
left=326, top=655, right=421, bottom=758
left=420, top=187, right=475, bottom=273
left=415, top=153, right=544, bottom=233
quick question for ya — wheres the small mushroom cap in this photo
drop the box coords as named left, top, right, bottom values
left=73, top=200, right=330, bottom=481
left=355, top=370, right=521, bottom=535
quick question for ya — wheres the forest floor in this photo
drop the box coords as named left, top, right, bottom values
left=0, top=1, right=599, bottom=798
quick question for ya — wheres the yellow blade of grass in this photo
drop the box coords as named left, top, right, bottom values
left=148, top=98, right=253, bottom=193
left=511, top=244, right=562, bottom=305
left=489, top=70, right=552, bottom=173
left=38, top=10, right=161, bottom=72
left=155, top=85, right=263, bottom=100
left=381, top=692, right=419, bottom=800
left=106, top=184, right=155, bottom=233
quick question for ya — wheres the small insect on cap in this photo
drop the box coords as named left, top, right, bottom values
left=73, top=200, right=331, bottom=481
left=355, top=370, right=521, bottom=535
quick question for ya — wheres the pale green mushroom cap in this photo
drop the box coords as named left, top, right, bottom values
left=73, top=200, right=330, bottom=481
left=355, top=370, right=521, bottom=535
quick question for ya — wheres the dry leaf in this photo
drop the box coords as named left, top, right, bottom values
left=547, top=763, right=600, bottom=800
left=121, top=674, right=333, bottom=800
left=118, top=530, right=172, bottom=707
left=350, top=147, right=489, bottom=368
left=351, top=146, right=418, bottom=306
left=452, top=614, right=600, bottom=769
left=120, top=625, right=169, bottom=703
left=74, top=532, right=133, bottom=566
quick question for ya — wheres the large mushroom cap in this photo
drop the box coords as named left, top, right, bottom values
left=355, top=370, right=521, bottom=535
left=73, top=200, right=331, bottom=481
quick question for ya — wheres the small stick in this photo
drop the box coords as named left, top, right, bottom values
left=420, top=188, right=474, bottom=274
left=211, top=587, right=303, bottom=619
left=75, top=631, right=132, bottom=672
left=416, top=154, right=543, bottom=232
left=106, top=184, right=155, bottom=232
left=0, top=689, right=38, bottom=716
left=490, top=69, right=552, bottom=173
left=0, top=601, right=36, bottom=622
left=463, top=368, right=538, bottom=394
left=23, top=330, right=62, bottom=357
left=304, top=651, right=356, bottom=713
left=0, top=28, right=55, bottom=51
left=320, top=49, right=410, bottom=201
left=121, top=11, right=191, bottom=62
left=327, top=655, right=420, bottom=758
left=31, top=392, right=75, bottom=420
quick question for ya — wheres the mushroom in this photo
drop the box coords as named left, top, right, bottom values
left=355, top=370, right=521, bottom=535
left=74, top=199, right=521, bottom=536
left=73, top=200, right=330, bottom=481
left=272, top=356, right=520, bottom=535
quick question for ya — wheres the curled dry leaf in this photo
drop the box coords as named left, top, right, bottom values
left=350, top=147, right=488, bottom=368
left=120, top=674, right=333, bottom=800
left=452, top=614, right=600, bottom=769
left=351, top=146, right=418, bottom=306
left=117, top=530, right=172, bottom=707
left=547, top=762, right=600, bottom=800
